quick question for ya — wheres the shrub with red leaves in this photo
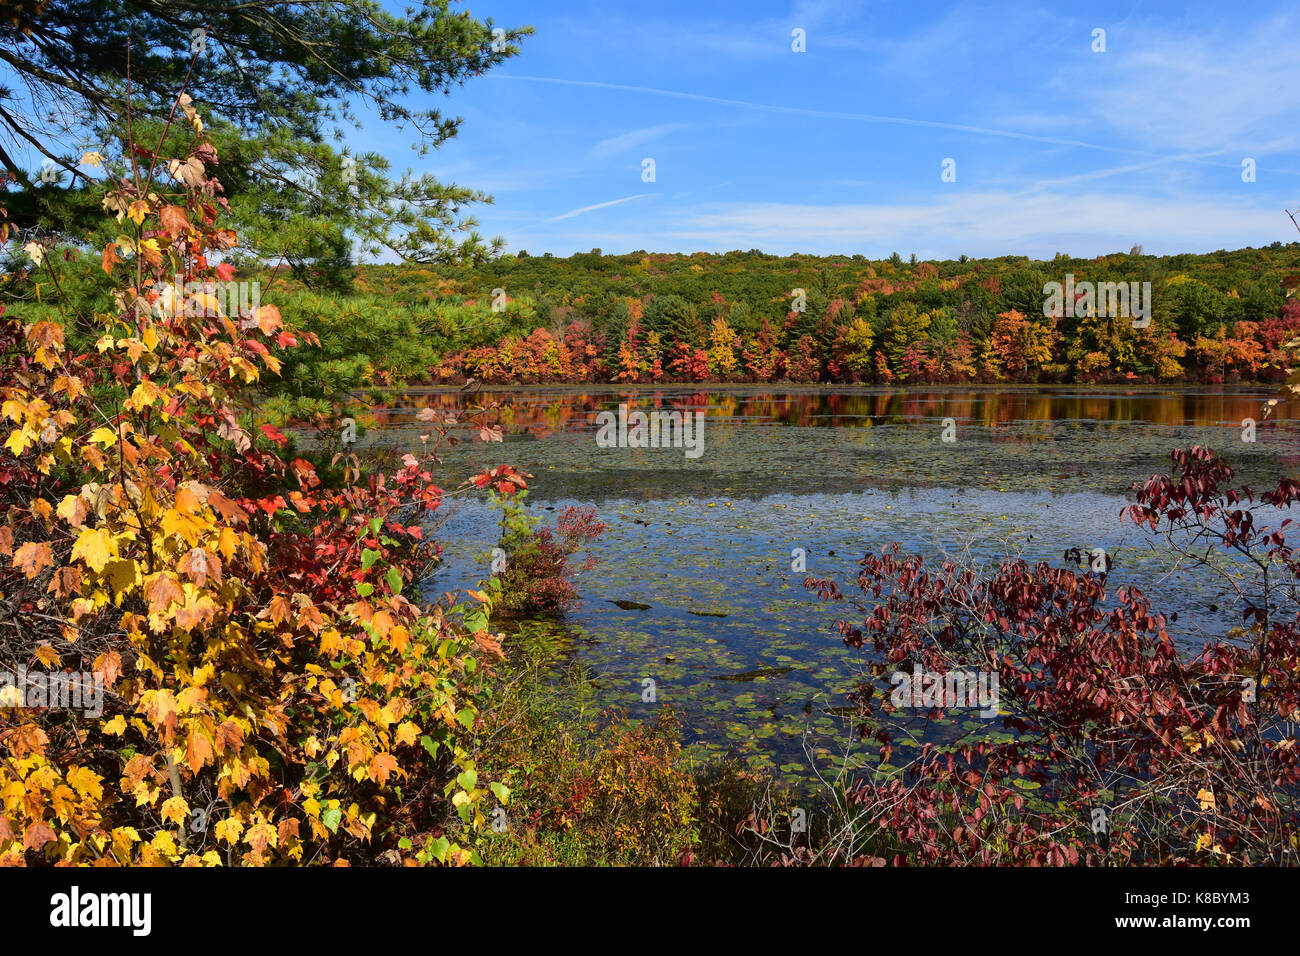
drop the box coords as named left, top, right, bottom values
left=806, top=445, right=1300, bottom=865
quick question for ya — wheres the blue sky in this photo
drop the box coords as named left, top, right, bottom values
left=384, top=0, right=1300, bottom=260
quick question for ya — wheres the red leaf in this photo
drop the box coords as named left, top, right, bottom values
left=259, top=423, right=288, bottom=446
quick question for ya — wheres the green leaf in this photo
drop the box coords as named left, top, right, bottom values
left=385, top=566, right=403, bottom=595
left=464, top=607, right=487, bottom=634
left=456, top=708, right=476, bottom=731
left=321, top=806, right=342, bottom=833
left=420, top=734, right=440, bottom=758
left=489, top=781, right=510, bottom=804
left=360, top=548, right=380, bottom=570
left=456, top=768, right=477, bottom=791
left=427, top=835, right=450, bottom=864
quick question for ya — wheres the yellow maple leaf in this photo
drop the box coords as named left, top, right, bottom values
left=394, top=721, right=420, bottom=747
left=161, top=507, right=207, bottom=546
left=103, top=715, right=127, bottom=736
left=56, top=493, right=89, bottom=528
left=150, top=830, right=180, bottom=858
left=71, top=527, right=117, bottom=573
left=101, top=557, right=142, bottom=595
left=160, top=795, right=189, bottom=826
left=214, top=817, right=243, bottom=845
left=66, top=766, right=104, bottom=801
left=5, top=426, right=35, bottom=456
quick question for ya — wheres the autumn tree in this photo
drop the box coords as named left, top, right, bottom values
left=881, top=302, right=931, bottom=376
left=989, top=310, right=1053, bottom=380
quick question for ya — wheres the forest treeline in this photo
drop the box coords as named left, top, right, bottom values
left=253, top=243, right=1300, bottom=418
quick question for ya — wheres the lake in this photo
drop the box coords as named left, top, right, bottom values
left=335, top=385, right=1300, bottom=784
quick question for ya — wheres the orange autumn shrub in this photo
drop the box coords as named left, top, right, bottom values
left=0, top=88, right=521, bottom=865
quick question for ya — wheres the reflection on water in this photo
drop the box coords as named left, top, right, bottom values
left=335, top=385, right=1300, bottom=502
left=366, top=384, right=1300, bottom=434
left=337, top=386, right=1300, bottom=782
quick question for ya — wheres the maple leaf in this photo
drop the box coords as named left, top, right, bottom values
left=144, top=573, right=184, bottom=617
left=185, top=730, right=214, bottom=773
left=161, top=507, right=206, bottom=546
left=159, top=204, right=189, bottom=237
left=214, top=817, right=244, bottom=845
left=368, top=752, right=402, bottom=786
left=101, top=557, right=141, bottom=594
left=160, top=795, right=189, bottom=826
left=246, top=821, right=277, bottom=856
left=138, top=689, right=179, bottom=739
left=207, top=489, right=248, bottom=525
left=256, top=304, right=283, bottom=335
left=215, top=720, right=244, bottom=755
left=394, top=722, right=420, bottom=747
left=101, top=191, right=129, bottom=222
left=267, top=595, right=292, bottom=626
left=138, top=238, right=163, bottom=268
left=259, top=423, right=288, bottom=446
left=57, top=493, right=88, bottom=527
left=101, top=241, right=121, bottom=275
left=93, top=650, right=123, bottom=687
left=178, top=547, right=219, bottom=587
left=5, top=425, right=35, bottom=456
left=167, top=156, right=206, bottom=188
left=71, top=527, right=116, bottom=573
left=13, top=541, right=53, bottom=579
left=48, top=566, right=83, bottom=599
left=23, top=820, right=56, bottom=851
left=66, top=766, right=105, bottom=801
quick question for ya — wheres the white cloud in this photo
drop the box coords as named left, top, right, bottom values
left=673, top=192, right=1288, bottom=256
left=1053, top=15, right=1300, bottom=152
left=545, top=193, right=655, bottom=222
left=493, top=74, right=1146, bottom=157
left=510, top=190, right=1288, bottom=258
left=590, top=124, right=685, bottom=159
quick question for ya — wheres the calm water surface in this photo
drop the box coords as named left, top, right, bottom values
left=332, top=386, right=1300, bottom=780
